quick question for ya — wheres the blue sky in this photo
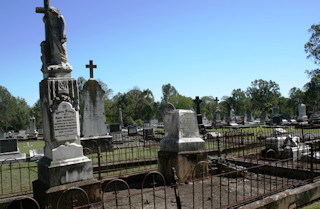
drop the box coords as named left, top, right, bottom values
left=1, top=0, right=319, bottom=106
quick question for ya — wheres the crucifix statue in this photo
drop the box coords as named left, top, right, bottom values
left=193, top=96, right=202, bottom=115
left=86, top=60, right=97, bottom=79
left=214, top=97, right=219, bottom=109
left=36, top=0, right=71, bottom=72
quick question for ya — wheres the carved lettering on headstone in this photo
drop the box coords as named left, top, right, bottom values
left=180, top=112, right=199, bottom=138
left=53, top=102, right=78, bottom=141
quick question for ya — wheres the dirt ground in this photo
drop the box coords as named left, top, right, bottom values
left=99, top=172, right=302, bottom=209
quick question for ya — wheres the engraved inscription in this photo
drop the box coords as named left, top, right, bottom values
left=180, top=112, right=199, bottom=138
left=53, top=102, right=78, bottom=141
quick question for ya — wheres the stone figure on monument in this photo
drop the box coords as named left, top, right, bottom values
left=37, top=1, right=71, bottom=73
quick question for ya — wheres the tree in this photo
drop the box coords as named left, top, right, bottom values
left=161, top=83, right=178, bottom=103
left=305, top=24, right=320, bottom=65
left=304, top=70, right=320, bottom=111
left=32, top=99, right=43, bottom=129
left=288, top=87, right=304, bottom=116
left=246, top=79, right=281, bottom=115
left=229, top=89, right=248, bottom=115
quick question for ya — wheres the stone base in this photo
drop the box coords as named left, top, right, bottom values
left=160, top=137, right=205, bottom=152
left=158, top=150, right=208, bottom=184
left=33, top=179, right=101, bottom=209
left=38, top=156, right=93, bottom=188
left=81, top=135, right=113, bottom=153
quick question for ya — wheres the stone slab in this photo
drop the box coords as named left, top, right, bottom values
left=37, top=156, right=93, bottom=188
left=0, top=152, right=26, bottom=163
left=158, top=150, right=208, bottom=183
left=81, top=135, right=113, bottom=153
left=33, top=178, right=101, bottom=209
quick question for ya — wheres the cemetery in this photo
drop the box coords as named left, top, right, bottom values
left=2, top=1, right=320, bottom=209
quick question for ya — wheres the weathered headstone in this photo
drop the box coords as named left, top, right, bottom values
left=246, top=109, right=253, bottom=122
left=150, top=118, right=159, bottom=127
left=27, top=112, right=38, bottom=139
left=158, top=109, right=207, bottom=183
left=33, top=3, right=99, bottom=208
left=0, top=133, right=26, bottom=163
left=230, top=108, right=236, bottom=122
left=143, top=127, right=154, bottom=140
left=81, top=62, right=109, bottom=138
left=80, top=60, right=112, bottom=152
left=128, top=125, right=138, bottom=136
left=260, top=111, right=267, bottom=124
left=297, top=103, right=308, bottom=122
left=119, top=106, right=124, bottom=129
left=272, top=106, right=276, bottom=117
left=33, top=2, right=101, bottom=208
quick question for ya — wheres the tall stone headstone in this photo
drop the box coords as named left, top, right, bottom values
left=230, top=108, right=236, bottom=121
left=34, top=0, right=93, bottom=188
left=33, top=2, right=101, bottom=208
left=80, top=61, right=112, bottom=152
left=246, top=109, right=253, bottom=122
left=297, top=103, right=308, bottom=122
left=158, top=109, right=207, bottom=183
left=27, top=111, right=38, bottom=139
left=119, top=106, right=124, bottom=129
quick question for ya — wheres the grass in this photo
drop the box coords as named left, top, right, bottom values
left=18, top=140, right=44, bottom=157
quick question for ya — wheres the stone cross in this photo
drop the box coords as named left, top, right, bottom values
left=214, top=97, right=219, bottom=108
left=86, top=60, right=97, bottom=79
left=36, top=0, right=50, bottom=14
left=193, top=96, right=202, bottom=115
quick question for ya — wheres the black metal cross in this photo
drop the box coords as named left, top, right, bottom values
left=36, top=0, right=50, bottom=13
left=193, top=96, right=202, bottom=115
left=86, top=60, right=97, bottom=79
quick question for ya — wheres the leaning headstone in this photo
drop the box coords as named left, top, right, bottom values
left=80, top=61, right=112, bottom=152
left=158, top=109, right=207, bottom=183
left=33, top=2, right=100, bottom=208
left=297, top=103, right=308, bottom=122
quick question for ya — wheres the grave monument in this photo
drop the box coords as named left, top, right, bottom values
left=27, top=111, right=38, bottom=139
left=33, top=1, right=100, bottom=208
left=297, top=103, right=308, bottom=122
left=158, top=104, right=207, bottom=183
left=80, top=60, right=112, bottom=152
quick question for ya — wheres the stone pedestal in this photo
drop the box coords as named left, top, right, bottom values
left=33, top=179, right=101, bottom=209
left=158, top=150, right=207, bottom=183
left=158, top=109, right=207, bottom=183
left=38, top=156, right=93, bottom=188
